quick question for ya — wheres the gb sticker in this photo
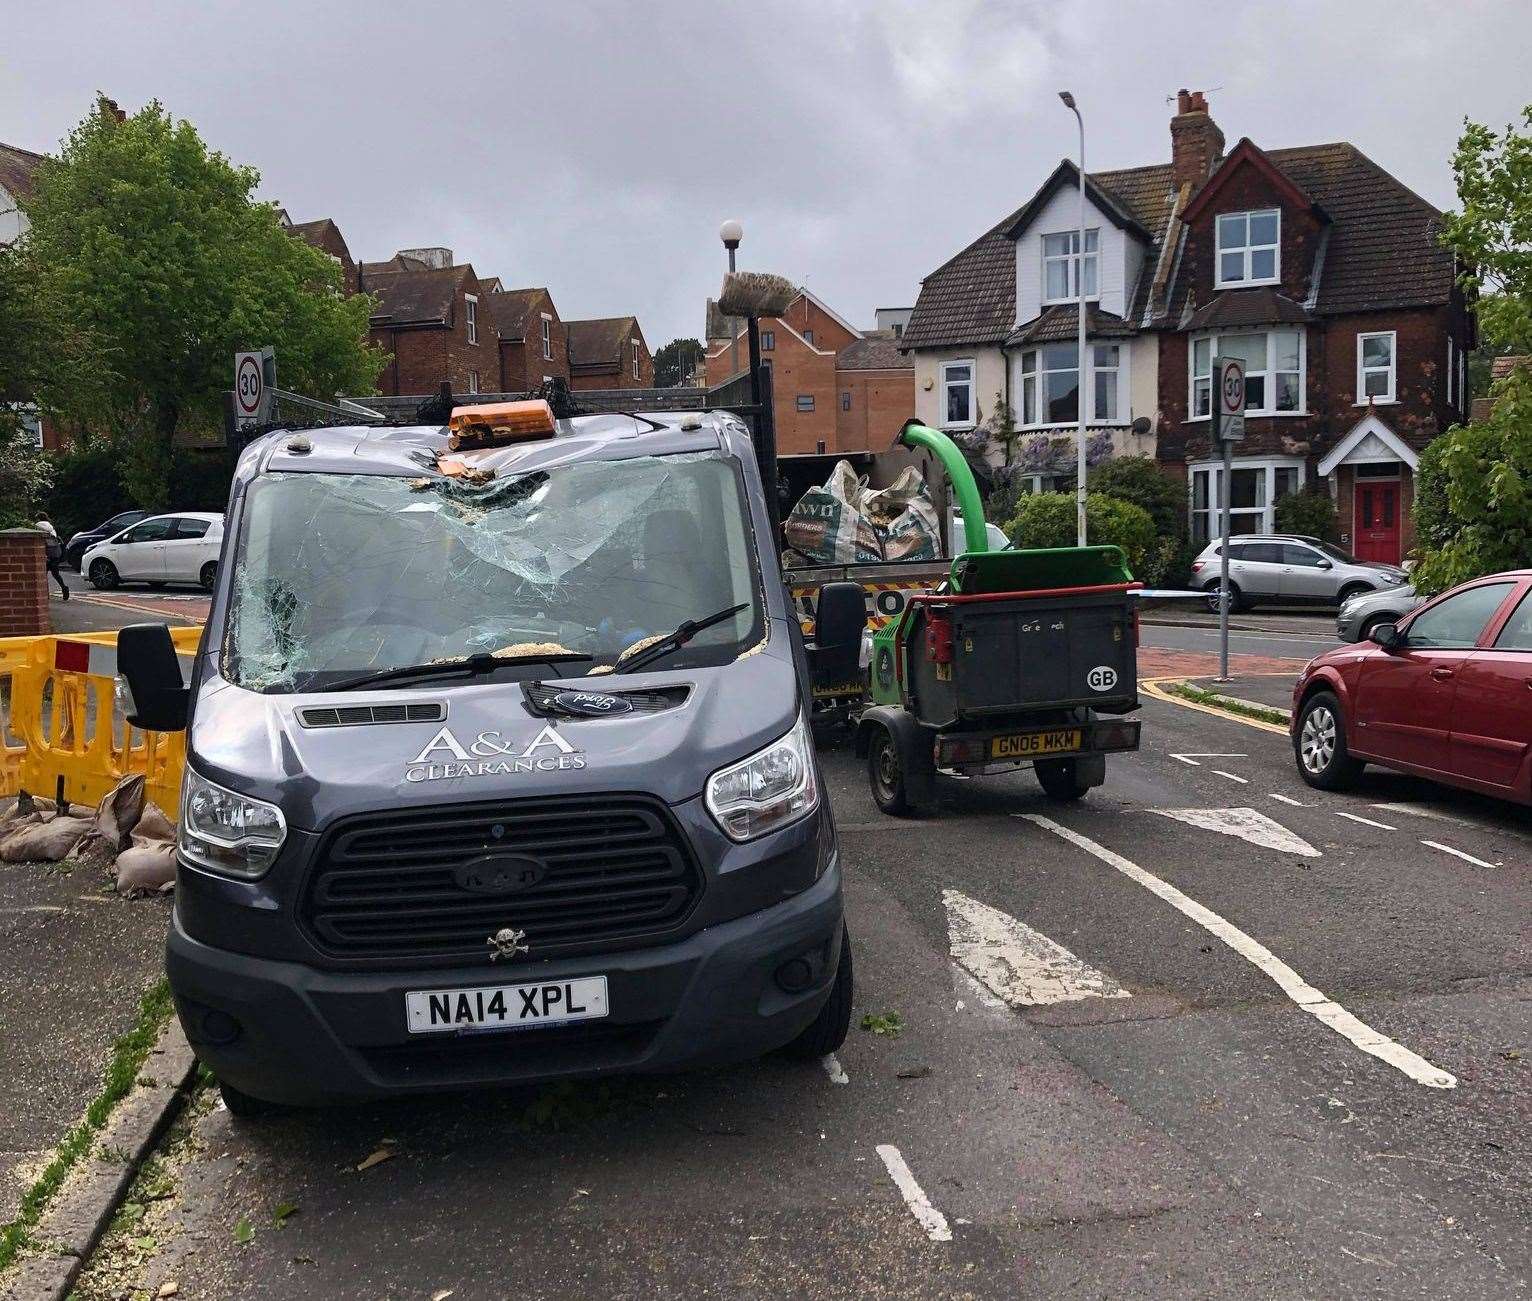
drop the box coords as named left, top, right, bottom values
left=1087, top=665, right=1118, bottom=692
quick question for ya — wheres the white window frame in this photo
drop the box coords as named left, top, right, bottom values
left=939, top=359, right=977, bottom=429
left=804, top=328, right=815, bottom=346
left=761, top=329, right=775, bottom=351
left=1041, top=229, right=1100, bottom=305
left=1187, top=456, right=1306, bottom=545
left=1188, top=328, right=1306, bottom=420
left=1017, top=342, right=1127, bottom=429
left=1458, top=345, right=1466, bottom=414
left=1356, top=330, right=1397, bottom=405
left=632, top=339, right=641, bottom=379
left=464, top=293, right=479, bottom=345
left=541, top=313, right=552, bottom=360
left=1446, top=336, right=1455, bottom=408
left=795, top=394, right=815, bottom=413
left=1214, top=209, right=1281, bottom=289
left=467, top=369, right=480, bottom=394
left=7, top=402, right=42, bottom=449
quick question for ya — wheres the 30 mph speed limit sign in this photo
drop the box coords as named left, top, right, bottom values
left=1214, top=355, right=1245, bottom=442
left=234, top=351, right=265, bottom=429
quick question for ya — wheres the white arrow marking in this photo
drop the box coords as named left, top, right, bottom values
left=1019, top=815, right=1456, bottom=1089
left=1170, top=752, right=1248, bottom=767
left=1269, top=793, right=1307, bottom=807
left=1420, top=839, right=1500, bottom=870
left=1150, top=807, right=1320, bottom=858
left=943, top=889, right=1128, bottom=1006
left=1335, top=811, right=1396, bottom=832
left=876, top=1145, right=952, bottom=1242
left=1212, top=769, right=1250, bottom=784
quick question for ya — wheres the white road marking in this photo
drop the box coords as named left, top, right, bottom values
left=1212, top=769, right=1250, bottom=784
left=875, top=1144, right=952, bottom=1242
left=821, top=1054, right=849, bottom=1085
left=1170, top=752, right=1248, bottom=767
left=1021, top=815, right=1457, bottom=1089
left=943, top=888, right=1128, bottom=1007
left=1334, top=811, right=1397, bottom=832
left=1420, top=839, right=1500, bottom=870
left=1147, top=807, right=1320, bottom=858
left=1269, top=794, right=1307, bottom=807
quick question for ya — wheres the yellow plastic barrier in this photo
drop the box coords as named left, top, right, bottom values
left=0, top=627, right=204, bottom=817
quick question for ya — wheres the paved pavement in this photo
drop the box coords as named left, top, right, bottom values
left=66, top=692, right=1529, bottom=1300
left=46, top=589, right=207, bottom=633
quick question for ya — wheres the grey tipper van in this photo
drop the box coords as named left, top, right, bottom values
left=1189, top=534, right=1407, bottom=612
left=117, top=408, right=854, bottom=1114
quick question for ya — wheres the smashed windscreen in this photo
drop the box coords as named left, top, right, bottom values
left=224, top=454, right=762, bottom=692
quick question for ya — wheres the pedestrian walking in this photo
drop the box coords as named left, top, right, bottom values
left=35, top=514, right=70, bottom=600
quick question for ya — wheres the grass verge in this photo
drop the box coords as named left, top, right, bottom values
left=1165, top=681, right=1291, bottom=728
left=0, top=978, right=174, bottom=1274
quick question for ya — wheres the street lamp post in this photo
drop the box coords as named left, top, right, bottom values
left=720, top=219, right=743, bottom=379
left=1059, top=91, right=1087, bottom=547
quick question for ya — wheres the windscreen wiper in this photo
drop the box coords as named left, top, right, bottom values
left=329, top=650, right=593, bottom=692
left=608, top=604, right=749, bottom=675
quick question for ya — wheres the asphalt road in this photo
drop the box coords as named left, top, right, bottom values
left=1141, top=617, right=1341, bottom=663
left=73, top=694, right=1529, bottom=1300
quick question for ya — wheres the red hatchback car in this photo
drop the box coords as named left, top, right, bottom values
left=1292, top=571, right=1532, bottom=804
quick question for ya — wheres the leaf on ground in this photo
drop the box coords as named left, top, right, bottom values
left=233, top=1216, right=255, bottom=1245
left=860, top=1012, right=905, bottom=1037
left=157, top=1282, right=180, bottom=1298
left=273, top=1201, right=299, bottom=1225
left=896, top=1065, right=932, bottom=1079
left=432, top=1290, right=455, bottom=1301
left=356, top=1146, right=395, bottom=1172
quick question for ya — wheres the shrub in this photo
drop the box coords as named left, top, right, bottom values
left=1004, top=492, right=1157, bottom=578
left=1273, top=488, right=1338, bottom=543
left=46, top=436, right=128, bottom=540
left=1086, top=456, right=1187, bottom=543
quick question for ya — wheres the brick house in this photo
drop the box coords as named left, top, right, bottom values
left=702, top=288, right=914, bottom=457
left=282, top=214, right=360, bottom=293
left=362, top=253, right=495, bottom=397
left=486, top=287, right=568, bottom=392
left=565, top=317, right=653, bottom=390
left=1, top=139, right=43, bottom=247
left=903, top=91, right=1472, bottom=564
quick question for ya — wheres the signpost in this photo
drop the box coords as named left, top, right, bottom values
left=1212, top=355, right=1245, bottom=681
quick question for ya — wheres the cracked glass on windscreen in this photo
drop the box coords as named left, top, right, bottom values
left=224, top=454, right=762, bottom=692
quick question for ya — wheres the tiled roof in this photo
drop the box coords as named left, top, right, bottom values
left=366, top=265, right=472, bottom=326
left=904, top=138, right=1454, bottom=350
left=0, top=141, right=45, bottom=202
left=1183, top=286, right=1311, bottom=332
left=1491, top=355, right=1527, bottom=381
left=567, top=317, right=639, bottom=369
left=835, top=334, right=912, bottom=370
left=1006, top=304, right=1138, bottom=347
left=487, top=288, right=546, bottom=340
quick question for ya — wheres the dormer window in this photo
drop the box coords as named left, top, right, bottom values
left=1042, top=230, right=1099, bottom=304
left=1215, top=209, right=1279, bottom=288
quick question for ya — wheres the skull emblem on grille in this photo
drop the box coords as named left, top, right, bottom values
left=487, top=927, right=529, bottom=962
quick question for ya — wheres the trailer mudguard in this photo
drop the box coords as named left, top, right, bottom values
left=854, top=705, right=937, bottom=808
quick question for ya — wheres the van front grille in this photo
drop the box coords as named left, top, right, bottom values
left=300, top=795, right=702, bottom=964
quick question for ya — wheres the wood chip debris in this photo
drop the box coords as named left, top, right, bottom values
left=355, top=1144, right=396, bottom=1172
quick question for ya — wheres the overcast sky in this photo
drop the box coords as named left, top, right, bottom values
left=4, top=1, right=1529, bottom=348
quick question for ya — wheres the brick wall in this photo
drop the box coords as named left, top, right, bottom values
left=568, top=326, right=653, bottom=391
left=370, top=271, right=489, bottom=397
left=834, top=369, right=916, bottom=453
left=497, top=292, right=569, bottom=391
left=0, top=529, right=50, bottom=636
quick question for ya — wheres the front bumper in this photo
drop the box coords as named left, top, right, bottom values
left=167, top=858, right=843, bottom=1105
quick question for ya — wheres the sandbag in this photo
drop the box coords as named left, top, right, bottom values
left=93, top=774, right=147, bottom=851
left=783, top=461, right=941, bottom=565
left=136, top=803, right=175, bottom=844
left=0, top=815, right=94, bottom=863
left=115, top=842, right=177, bottom=894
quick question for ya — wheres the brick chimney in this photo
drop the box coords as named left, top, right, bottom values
left=1170, top=89, right=1224, bottom=190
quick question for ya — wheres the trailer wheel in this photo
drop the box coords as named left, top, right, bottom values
left=1035, top=758, right=1091, bottom=801
left=868, top=726, right=915, bottom=816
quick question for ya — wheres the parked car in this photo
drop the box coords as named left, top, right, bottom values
left=63, top=509, right=153, bottom=571
left=82, top=512, right=224, bottom=592
left=1336, top=584, right=1424, bottom=642
left=1189, top=534, right=1407, bottom=612
left=1292, top=571, right=1532, bottom=805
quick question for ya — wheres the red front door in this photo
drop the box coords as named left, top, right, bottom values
left=1354, top=480, right=1401, bottom=564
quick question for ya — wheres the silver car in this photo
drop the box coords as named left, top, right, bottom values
left=1189, top=534, right=1408, bottom=612
left=1335, top=583, right=1423, bottom=641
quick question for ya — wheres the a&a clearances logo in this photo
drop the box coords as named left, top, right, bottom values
left=405, top=725, right=587, bottom=783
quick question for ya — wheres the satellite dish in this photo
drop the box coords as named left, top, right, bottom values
left=1131, top=416, right=1152, bottom=435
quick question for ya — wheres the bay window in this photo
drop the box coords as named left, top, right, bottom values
left=1190, top=328, right=1304, bottom=417
left=1357, top=331, right=1396, bottom=404
left=1042, top=229, right=1099, bottom=303
left=1215, top=209, right=1279, bottom=288
left=1018, top=343, right=1123, bottom=427
left=1189, top=459, right=1303, bottom=545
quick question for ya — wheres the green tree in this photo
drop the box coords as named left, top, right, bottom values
left=652, top=338, right=703, bottom=387
left=1004, top=492, right=1156, bottom=579
left=20, top=96, right=383, bottom=507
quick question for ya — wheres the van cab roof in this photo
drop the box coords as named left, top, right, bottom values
left=246, top=409, right=750, bottom=481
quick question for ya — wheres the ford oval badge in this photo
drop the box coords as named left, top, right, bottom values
left=455, top=854, right=547, bottom=895
left=552, top=690, right=633, bottom=717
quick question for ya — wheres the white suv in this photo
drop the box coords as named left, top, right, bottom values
left=83, top=512, right=225, bottom=592
left=1189, top=534, right=1406, bottom=612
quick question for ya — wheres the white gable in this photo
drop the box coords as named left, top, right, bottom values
left=1317, top=411, right=1419, bottom=476
left=1013, top=181, right=1144, bottom=327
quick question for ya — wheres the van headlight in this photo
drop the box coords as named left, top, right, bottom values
left=178, top=768, right=287, bottom=879
left=705, top=712, right=819, bottom=841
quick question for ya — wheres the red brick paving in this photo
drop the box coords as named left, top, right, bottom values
left=1140, top=648, right=1308, bottom=678
left=76, top=593, right=210, bottom=622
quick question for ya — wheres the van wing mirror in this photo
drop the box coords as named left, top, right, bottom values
left=117, top=623, right=190, bottom=732
left=1368, top=621, right=1402, bottom=651
left=813, top=582, right=868, bottom=651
